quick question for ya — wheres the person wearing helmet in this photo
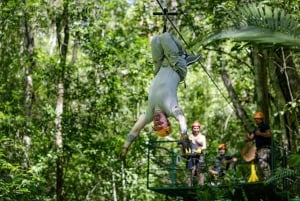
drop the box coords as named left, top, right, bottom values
left=246, top=112, right=272, bottom=180
left=208, top=144, right=237, bottom=185
left=186, top=121, right=207, bottom=186
left=120, top=32, right=200, bottom=161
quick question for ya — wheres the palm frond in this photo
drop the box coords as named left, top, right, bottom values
left=202, top=26, right=300, bottom=47
left=234, top=3, right=299, bottom=34
left=264, top=167, right=299, bottom=185
left=202, top=3, right=300, bottom=47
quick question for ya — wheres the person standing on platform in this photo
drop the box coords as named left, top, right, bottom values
left=186, top=121, right=206, bottom=186
left=246, top=112, right=272, bottom=180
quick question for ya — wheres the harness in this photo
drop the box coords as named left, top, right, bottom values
left=154, top=0, right=229, bottom=98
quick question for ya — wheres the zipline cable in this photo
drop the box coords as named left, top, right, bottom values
left=155, top=0, right=189, bottom=49
left=155, top=0, right=232, bottom=106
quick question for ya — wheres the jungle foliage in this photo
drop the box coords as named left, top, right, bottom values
left=0, top=0, right=300, bottom=200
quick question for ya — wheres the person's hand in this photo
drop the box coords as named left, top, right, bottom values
left=210, top=170, right=218, bottom=176
left=196, top=141, right=203, bottom=147
left=195, top=147, right=202, bottom=154
left=255, top=130, right=262, bottom=136
left=178, top=134, right=191, bottom=154
left=232, top=157, right=238, bottom=163
left=119, top=147, right=128, bottom=162
left=247, top=132, right=254, bottom=139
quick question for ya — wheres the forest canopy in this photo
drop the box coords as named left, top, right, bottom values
left=0, top=0, right=299, bottom=200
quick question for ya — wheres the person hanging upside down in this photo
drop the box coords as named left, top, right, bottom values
left=120, top=32, right=200, bottom=161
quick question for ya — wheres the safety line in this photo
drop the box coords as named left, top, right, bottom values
left=155, top=0, right=231, bottom=106
left=155, top=0, right=189, bottom=49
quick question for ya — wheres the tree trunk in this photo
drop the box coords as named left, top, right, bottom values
left=55, top=0, right=69, bottom=200
left=112, top=171, right=117, bottom=201
left=268, top=53, right=290, bottom=153
left=252, top=46, right=270, bottom=124
left=274, top=48, right=300, bottom=152
left=55, top=81, right=64, bottom=201
left=22, top=0, right=35, bottom=168
left=221, top=61, right=255, bottom=133
left=121, top=162, right=126, bottom=201
left=23, top=0, right=35, bottom=120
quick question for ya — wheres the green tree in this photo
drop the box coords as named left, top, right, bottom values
left=201, top=2, right=300, bottom=152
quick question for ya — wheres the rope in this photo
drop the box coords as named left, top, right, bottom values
left=155, top=0, right=231, bottom=106
left=155, top=0, right=189, bottom=49
left=200, top=62, right=231, bottom=106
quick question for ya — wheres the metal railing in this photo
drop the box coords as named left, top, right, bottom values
left=146, top=140, right=250, bottom=188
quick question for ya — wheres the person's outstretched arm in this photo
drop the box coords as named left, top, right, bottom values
left=120, top=114, right=147, bottom=161
left=172, top=106, right=187, bottom=135
left=255, top=128, right=272, bottom=138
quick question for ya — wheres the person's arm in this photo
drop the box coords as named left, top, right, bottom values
left=173, top=106, right=187, bottom=135
left=209, top=166, right=218, bottom=176
left=255, top=128, right=272, bottom=138
left=120, top=114, right=147, bottom=161
left=231, top=157, right=238, bottom=163
left=244, top=124, right=255, bottom=141
left=246, top=132, right=255, bottom=140
left=199, top=135, right=206, bottom=150
left=193, top=135, right=206, bottom=154
left=209, top=158, right=221, bottom=176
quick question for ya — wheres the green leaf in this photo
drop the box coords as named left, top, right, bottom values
left=201, top=26, right=300, bottom=47
left=202, top=3, right=300, bottom=47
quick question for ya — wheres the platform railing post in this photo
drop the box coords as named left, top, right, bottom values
left=147, top=140, right=151, bottom=189
left=170, top=151, right=176, bottom=186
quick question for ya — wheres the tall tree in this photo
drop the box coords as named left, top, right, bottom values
left=201, top=3, right=300, bottom=152
left=54, top=0, right=70, bottom=200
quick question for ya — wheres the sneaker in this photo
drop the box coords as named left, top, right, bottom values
left=186, top=54, right=201, bottom=66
